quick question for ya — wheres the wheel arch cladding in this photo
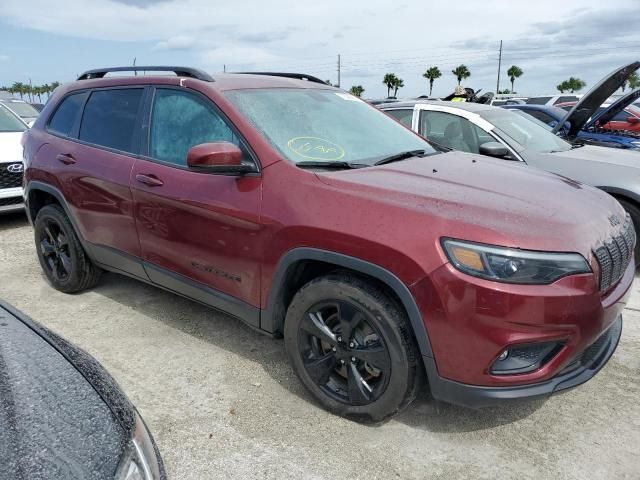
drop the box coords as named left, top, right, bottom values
left=262, top=248, right=434, bottom=358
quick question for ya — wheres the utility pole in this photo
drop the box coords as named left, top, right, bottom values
left=337, top=54, right=341, bottom=88
left=496, top=40, right=502, bottom=93
left=223, top=64, right=226, bottom=73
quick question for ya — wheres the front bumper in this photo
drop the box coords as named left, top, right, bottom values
left=409, top=248, right=634, bottom=408
left=0, top=186, right=24, bottom=213
left=423, top=315, right=622, bottom=408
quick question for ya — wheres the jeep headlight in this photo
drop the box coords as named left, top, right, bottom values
left=442, top=239, right=591, bottom=284
left=115, top=414, right=164, bottom=480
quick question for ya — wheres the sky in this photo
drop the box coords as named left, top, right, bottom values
left=0, top=0, right=639, bottom=99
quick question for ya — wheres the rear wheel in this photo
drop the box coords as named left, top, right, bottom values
left=284, top=273, right=420, bottom=422
left=34, top=204, right=102, bottom=293
left=618, top=199, right=640, bottom=264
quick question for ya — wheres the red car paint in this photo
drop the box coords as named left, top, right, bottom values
left=24, top=73, right=633, bottom=399
left=557, top=101, right=640, bottom=132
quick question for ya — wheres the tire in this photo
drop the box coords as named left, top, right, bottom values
left=34, top=204, right=102, bottom=293
left=618, top=199, right=640, bottom=264
left=284, top=273, right=421, bottom=422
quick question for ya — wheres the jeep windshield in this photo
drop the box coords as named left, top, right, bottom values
left=481, top=109, right=572, bottom=154
left=0, top=105, right=27, bottom=132
left=225, top=88, right=436, bottom=166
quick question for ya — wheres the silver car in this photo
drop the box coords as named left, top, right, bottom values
left=380, top=63, right=640, bottom=259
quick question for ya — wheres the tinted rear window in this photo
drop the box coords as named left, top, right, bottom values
left=79, top=89, right=143, bottom=153
left=48, top=93, right=85, bottom=137
left=526, top=97, right=552, bottom=105
left=554, top=96, right=578, bottom=105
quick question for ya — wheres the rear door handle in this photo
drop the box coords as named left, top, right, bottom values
left=136, top=173, right=164, bottom=187
left=56, top=153, right=76, bottom=165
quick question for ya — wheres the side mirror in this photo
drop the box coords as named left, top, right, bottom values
left=479, top=141, right=509, bottom=158
left=627, top=117, right=639, bottom=125
left=186, top=142, right=253, bottom=174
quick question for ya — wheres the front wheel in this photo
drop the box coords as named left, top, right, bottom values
left=284, top=273, right=421, bottom=422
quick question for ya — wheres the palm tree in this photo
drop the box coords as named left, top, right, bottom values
left=422, top=66, right=441, bottom=96
left=392, top=77, right=404, bottom=97
left=627, top=72, right=639, bottom=90
left=349, top=85, right=365, bottom=97
left=383, top=73, right=397, bottom=98
left=567, top=77, right=586, bottom=93
left=11, top=82, right=26, bottom=99
left=507, top=65, right=523, bottom=94
left=451, top=65, right=470, bottom=85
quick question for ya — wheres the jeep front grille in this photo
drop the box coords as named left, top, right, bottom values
left=593, top=214, right=636, bottom=291
left=0, top=162, right=23, bottom=189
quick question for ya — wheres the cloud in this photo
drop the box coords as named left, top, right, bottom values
left=154, top=35, right=195, bottom=50
left=1, top=0, right=638, bottom=97
left=237, top=31, right=292, bottom=44
left=200, top=46, right=284, bottom=70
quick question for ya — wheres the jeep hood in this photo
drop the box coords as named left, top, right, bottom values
left=554, top=61, right=640, bottom=137
left=317, top=152, right=624, bottom=258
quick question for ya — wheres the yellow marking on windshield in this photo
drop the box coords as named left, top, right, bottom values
left=287, top=136, right=346, bottom=161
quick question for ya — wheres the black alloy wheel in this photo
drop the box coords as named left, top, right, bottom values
left=299, top=300, right=391, bottom=406
left=39, top=219, right=72, bottom=282
left=34, top=204, right=102, bottom=293
left=284, top=274, right=421, bottom=422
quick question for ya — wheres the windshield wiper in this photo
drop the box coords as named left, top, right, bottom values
left=296, top=161, right=367, bottom=169
left=374, top=149, right=429, bottom=166
left=571, top=143, right=585, bottom=149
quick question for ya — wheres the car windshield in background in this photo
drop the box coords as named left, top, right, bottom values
left=1, top=101, right=39, bottom=118
left=482, top=109, right=572, bottom=153
left=0, top=105, right=27, bottom=132
left=225, top=88, right=435, bottom=165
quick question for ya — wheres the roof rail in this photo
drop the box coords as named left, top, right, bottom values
left=234, top=72, right=328, bottom=85
left=77, top=66, right=214, bottom=82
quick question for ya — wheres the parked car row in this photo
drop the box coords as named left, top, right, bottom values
left=0, top=103, right=27, bottom=213
left=3, top=62, right=638, bottom=477
left=381, top=62, right=640, bottom=255
left=14, top=64, right=633, bottom=426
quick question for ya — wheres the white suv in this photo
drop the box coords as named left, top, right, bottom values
left=0, top=104, right=27, bottom=213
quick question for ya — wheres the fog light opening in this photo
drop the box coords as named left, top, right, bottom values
left=491, top=342, right=563, bottom=375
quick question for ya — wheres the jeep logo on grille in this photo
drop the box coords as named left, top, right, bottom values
left=6, top=164, right=23, bottom=173
left=608, top=215, right=621, bottom=227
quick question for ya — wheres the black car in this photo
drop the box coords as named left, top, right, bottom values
left=0, top=301, right=165, bottom=480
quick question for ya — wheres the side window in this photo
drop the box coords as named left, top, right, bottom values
left=554, top=96, right=578, bottom=105
left=149, top=89, right=240, bottom=166
left=47, top=93, right=85, bottom=137
left=79, top=89, right=143, bottom=153
left=384, top=109, right=413, bottom=128
left=526, top=110, right=554, bottom=126
left=419, top=110, right=494, bottom=154
left=526, top=97, right=552, bottom=105
left=612, top=110, right=631, bottom=122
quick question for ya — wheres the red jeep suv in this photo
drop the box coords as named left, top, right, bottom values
left=22, top=66, right=634, bottom=421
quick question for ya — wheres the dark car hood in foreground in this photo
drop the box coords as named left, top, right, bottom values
left=318, top=152, right=624, bottom=258
left=554, top=61, right=640, bottom=137
left=0, top=302, right=135, bottom=480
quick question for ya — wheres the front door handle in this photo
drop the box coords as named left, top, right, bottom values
left=56, top=153, right=76, bottom=165
left=136, top=173, right=164, bottom=187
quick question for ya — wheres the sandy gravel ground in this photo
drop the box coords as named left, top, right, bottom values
left=1, top=211, right=639, bottom=479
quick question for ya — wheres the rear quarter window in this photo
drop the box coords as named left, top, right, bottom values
left=79, top=89, right=143, bottom=153
left=47, top=93, right=85, bottom=137
left=525, top=97, right=552, bottom=105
